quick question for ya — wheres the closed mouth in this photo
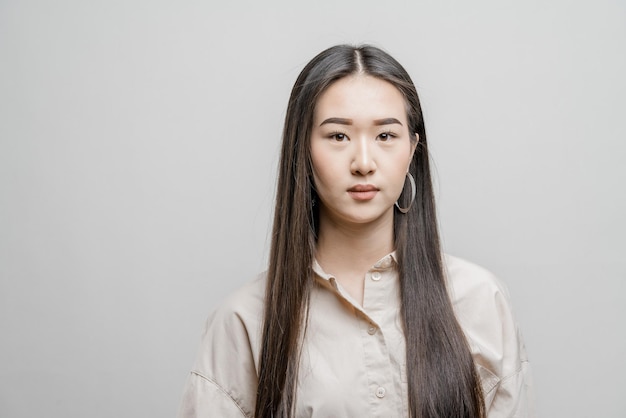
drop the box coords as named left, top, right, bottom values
left=348, top=184, right=379, bottom=192
left=347, top=184, right=379, bottom=201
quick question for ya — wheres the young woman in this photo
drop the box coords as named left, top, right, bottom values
left=178, top=45, right=534, bottom=418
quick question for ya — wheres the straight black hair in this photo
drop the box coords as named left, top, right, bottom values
left=255, top=44, right=485, bottom=418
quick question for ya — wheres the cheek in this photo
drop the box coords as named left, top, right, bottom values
left=390, top=167, right=409, bottom=195
left=310, top=148, right=332, bottom=187
left=311, top=140, right=345, bottom=179
left=388, top=150, right=414, bottom=193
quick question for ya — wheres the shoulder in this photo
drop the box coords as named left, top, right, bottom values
left=443, top=253, right=510, bottom=304
left=442, top=255, right=533, bottom=413
left=442, top=253, right=517, bottom=348
left=206, top=272, right=267, bottom=330
left=442, top=254, right=518, bottom=334
left=197, top=273, right=266, bottom=358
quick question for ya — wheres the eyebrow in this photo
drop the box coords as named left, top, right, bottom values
left=373, top=118, right=403, bottom=126
left=319, top=117, right=403, bottom=126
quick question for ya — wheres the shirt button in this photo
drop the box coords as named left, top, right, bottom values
left=376, top=386, right=386, bottom=398
left=371, top=272, right=381, bottom=281
left=367, top=325, right=377, bottom=335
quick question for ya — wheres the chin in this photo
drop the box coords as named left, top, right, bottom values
left=339, top=210, right=393, bottom=226
left=320, top=202, right=394, bottom=227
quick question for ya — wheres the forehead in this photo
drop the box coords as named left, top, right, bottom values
left=314, top=75, right=408, bottom=124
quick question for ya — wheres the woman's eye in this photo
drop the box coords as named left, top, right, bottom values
left=378, top=132, right=395, bottom=141
left=331, top=133, right=348, bottom=142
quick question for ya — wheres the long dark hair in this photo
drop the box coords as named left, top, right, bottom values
left=255, top=44, right=485, bottom=418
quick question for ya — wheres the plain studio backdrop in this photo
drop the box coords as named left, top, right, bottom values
left=1, top=1, right=625, bottom=417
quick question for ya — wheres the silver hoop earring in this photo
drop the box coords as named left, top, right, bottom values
left=395, top=172, right=416, bottom=214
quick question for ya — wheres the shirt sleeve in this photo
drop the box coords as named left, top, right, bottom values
left=444, top=255, right=536, bottom=418
left=176, top=277, right=265, bottom=418
left=487, top=354, right=535, bottom=418
left=482, top=291, right=535, bottom=418
left=177, top=371, right=250, bottom=418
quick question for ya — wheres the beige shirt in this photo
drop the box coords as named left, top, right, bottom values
left=177, top=254, right=534, bottom=417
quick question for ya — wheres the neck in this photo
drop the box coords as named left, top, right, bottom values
left=315, top=210, right=395, bottom=278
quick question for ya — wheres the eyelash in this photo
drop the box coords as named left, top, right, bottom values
left=377, top=131, right=397, bottom=141
left=326, top=131, right=398, bottom=142
left=328, top=132, right=348, bottom=141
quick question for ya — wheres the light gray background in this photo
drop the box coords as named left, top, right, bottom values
left=1, top=1, right=624, bottom=417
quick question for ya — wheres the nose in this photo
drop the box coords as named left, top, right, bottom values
left=351, top=137, right=376, bottom=176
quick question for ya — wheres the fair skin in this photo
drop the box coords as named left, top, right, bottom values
left=311, top=74, right=418, bottom=304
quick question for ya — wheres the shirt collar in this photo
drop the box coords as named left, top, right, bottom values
left=312, top=251, right=398, bottom=281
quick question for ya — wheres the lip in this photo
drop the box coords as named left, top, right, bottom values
left=347, top=184, right=379, bottom=201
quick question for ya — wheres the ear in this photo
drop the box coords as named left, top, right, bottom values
left=407, top=133, right=419, bottom=171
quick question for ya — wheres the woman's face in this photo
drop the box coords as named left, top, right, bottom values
left=310, top=75, right=417, bottom=228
